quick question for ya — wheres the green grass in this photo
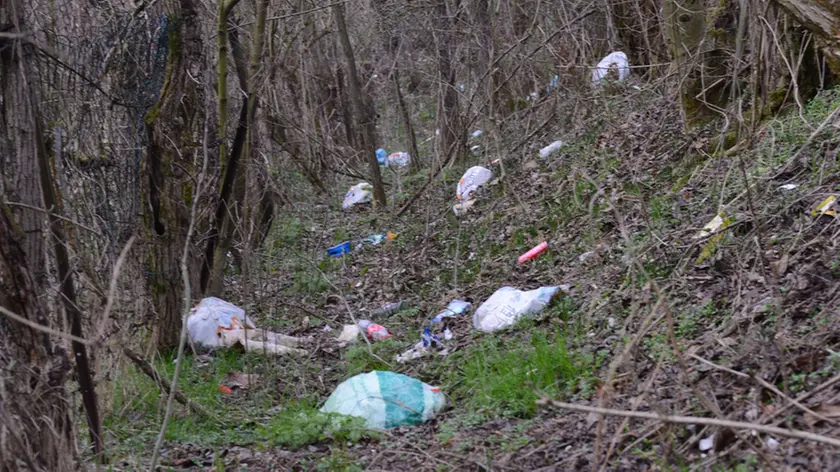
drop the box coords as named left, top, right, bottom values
left=105, top=348, right=373, bottom=457
left=445, top=329, right=598, bottom=418
left=343, top=338, right=405, bottom=377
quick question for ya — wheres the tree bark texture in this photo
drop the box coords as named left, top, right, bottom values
left=143, top=0, right=204, bottom=351
left=436, top=0, right=465, bottom=162
left=333, top=2, right=387, bottom=206
left=0, top=201, right=75, bottom=472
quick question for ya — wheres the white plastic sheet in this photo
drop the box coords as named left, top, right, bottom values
left=387, top=152, right=410, bottom=167
left=343, top=182, right=373, bottom=209
left=539, top=141, right=564, bottom=159
left=187, top=297, right=256, bottom=347
left=592, top=51, right=630, bottom=84
left=456, top=166, right=493, bottom=201
left=473, top=286, right=561, bottom=332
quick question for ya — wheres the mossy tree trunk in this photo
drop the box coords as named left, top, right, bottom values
left=664, top=0, right=716, bottom=128
left=333, top=1, right=387, bottom=206
left=144, top=0, right=204, bottom=352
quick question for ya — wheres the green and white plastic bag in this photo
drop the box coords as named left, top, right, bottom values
left=321, top=371, right=445, bottom=429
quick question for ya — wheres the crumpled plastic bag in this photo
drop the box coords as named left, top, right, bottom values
left=592, top=51, right=630, bottom=84
left=187, top=297, right=307, bottom=355
left=387, top=152, right=410, bottom=167
left=187, top=297, right=256, bottom=347
left=473, top=286, right=561, bottom=333
left=343, top=182, right=373, bottom=209
left=321, top=371, right=446, bottom=429
left=456, top=166, right=493, bottom=201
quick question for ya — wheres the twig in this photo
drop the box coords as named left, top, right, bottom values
left=0, top=304, right=91, bottom=345
left=538, top=399, right=840, bottom=447
left=3, top=201, right=102, bottom=236
left=96, top=236, right=136, bottom=343
left=688, top=353, right=836, bottom=425
left=122, top=348, right=210, bottom=418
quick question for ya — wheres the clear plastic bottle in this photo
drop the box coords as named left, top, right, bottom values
left=357, top=320, right=392, bottom=341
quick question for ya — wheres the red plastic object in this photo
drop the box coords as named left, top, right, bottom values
left=365, top=324, right=392, bottom=341
left=518, top=241, right=548, bottom=264
left=218, top=384, right=232, bottom=394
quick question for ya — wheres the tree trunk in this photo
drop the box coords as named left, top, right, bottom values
left=393, top=67, right=421, bottom=173
left=663, top=0, right=718, bottom=128
left=772, top=0, right=840, bottom=73
left=144, top=0, right=204, bottom=351
left=0, top=203, right=75, bottom=472
left=333, top=2, right=387, bottom=206
left=436, top=0, right=465, bottom=162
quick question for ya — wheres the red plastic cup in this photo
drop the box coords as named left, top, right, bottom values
left=518, top=241, right=548, bottom=264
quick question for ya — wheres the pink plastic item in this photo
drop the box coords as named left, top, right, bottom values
left=358, top=320, right=392, bottom=341
left=518, top=241, right=548, bottom=264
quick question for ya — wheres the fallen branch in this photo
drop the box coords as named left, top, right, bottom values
left=537, top=398, right=840, bottom=447
left=122, top=348, right=210, bottom=418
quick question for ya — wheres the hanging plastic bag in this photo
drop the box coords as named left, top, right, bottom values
left=592, top=51, right=630, bottom=84
left=376, top=149, right=388, bottom=166
left=387, top=152, right=410, bottom=167
left=473, top=286, right=561, bottom=333
left=321, top=371, right=446, bottom=429
left=456, top=166, right=493, bottom=201
left=187, top=297, right=256, bottom=347
left=343, top=182, right=373, bottom=209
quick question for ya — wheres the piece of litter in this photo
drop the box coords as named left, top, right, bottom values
left=518, top=241, right=549, bottom=264
left=812, top=195, right=837, bottom=217
left=766, top=437, right=780, bottom=451
left=224, top=372, right=261, bottom=390
left=337, top=324, right=361, bottom=344
left=778, top=183, right=798, bottom=191
left=694, top=214, right=727, bottom=239
left=538, top=141, right=564, bottom=159
left=699, top=434, right=715, bottom=451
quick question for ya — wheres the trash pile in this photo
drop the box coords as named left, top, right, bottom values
left=592, top=51, right=630, bottom=85
left=397, top=299, right=472, bottom=363
left=321, top=371, right=446, bottom=429
left=454, top=166, right=493, bottom=216
left=326, top=232, right=397, bottom=258
left=473, top=286, right=564, bottom=333
left=342, top=182, right=373, bottom=210
left=187, top=297, right=307, bottom=356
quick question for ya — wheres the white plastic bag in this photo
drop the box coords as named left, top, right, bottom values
left=387, top=152, right=410, bottom=167
left=342, top=182, right=373, bottom=209
left=321, top=371, right=446, bottom=429
left=539, top=141, right=564, bottom=159
left=456, top=166, right=493, bottom=201
left=187, top=297, right=256, bottom=347
left=473, top=286, right=561, bottom=333
left=592, top=51, right=630, bottom=84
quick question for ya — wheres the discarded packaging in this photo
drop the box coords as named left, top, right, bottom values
left=358, top=320, right=392, bottom=341
left=187, top=297, right=256, bottom=347
left=694, top=214, right=726, bottom=239
left=387, top=231, right=398, bottom=241
left=371, top=300, right=409, bottom=317
left=376, top=148, right=387, bottom=166
left=453, top=199, right=477, bottom=216
left=539, top=141, right=564, bottom=159
left=518, top=241, right=548, bottom=264
left=360, top=234, right=386, bottom=246
left=337, top=324, right=361, bottom=343
left=470, top=130, right=484, bottom=140
left=327, top=241, right=352, bottom=257
left=218, top=328, right=307, bottom=356
left=219, top=385, right=233, bottom=395
left=470, top=145, right=482, bottom=156
left=592, top=51, right=630, bottom=84
left=699, top=434, right=715, bottom=451
left=397, top=300, right=472, bottom=363
left=473, top=286, right=561, bottom=333
left=432, top=300, right=472, bottom=323
left=456, top=166, right=493, bottom=201
left=778, top=183, right=798, bottom=191
left=321, top=371, right=446, bottom=429
left=343, top=182, right=373, bottom=210
left=812, top=195, right=837, bottom=217
left=387, top=152, right=410, bottom=167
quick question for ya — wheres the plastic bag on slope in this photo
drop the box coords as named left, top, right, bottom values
left=387, top=152, right=410, bottom=167
left=456, top=166, right=493, bottom=201
left=473, top=286, right=561, bottom=333
left=343, top=182, right=373, bottom=209
left=592, top=51, right=630, bottom=84
left=321, top=371, right=446, bottom=429
left=187, top=297, right=256, bottom=347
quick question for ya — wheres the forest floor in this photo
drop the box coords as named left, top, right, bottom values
left=104, top=85, right=840, bottom=471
